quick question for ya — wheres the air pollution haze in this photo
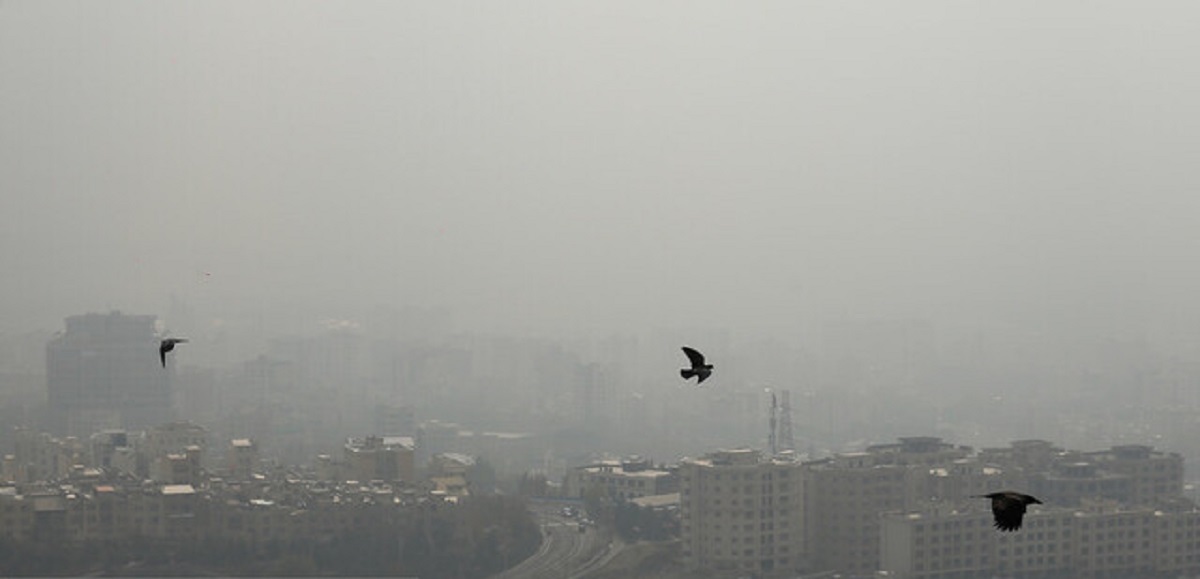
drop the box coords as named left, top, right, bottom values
left=7, top=2, right=1200, bottom=577
left=3, top=1, right=1198, bottom=345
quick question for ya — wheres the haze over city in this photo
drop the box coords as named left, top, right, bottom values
left=5, top=1, right=1200, bottom=339
left=3, top=2, right=1200, bottom=577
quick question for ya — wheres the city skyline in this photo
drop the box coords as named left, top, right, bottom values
left=4, top=1, right=1200, bottom=576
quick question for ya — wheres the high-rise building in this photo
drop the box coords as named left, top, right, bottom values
left=373, top=403, right=416, bottom=437
left=803, top=451, right=912, bottom=574
left=1082, top=444, right=1184, bottom=505
left=802, top=437, right=973, bottom=574
left=881, top=500, right=1200, bottom=578
left=680, top=448, right=805, bottom=577
left=46, top=311, right=172, bottom=437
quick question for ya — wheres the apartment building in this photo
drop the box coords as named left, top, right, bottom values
left=680, top=449, right=804, bottom=577
left=803, top=451, right=912, bottom=574
left=144, top=422, right=208, bottom=464
left=1024, top=445, right=1184, bottom=508
left=343, top=435, right=415, bottom=483
left=881, top=504, right=1076, bottom=577
left=1086, top=444, right=1184, bottom=505
left=865, top=436, right=973, bottom=467
left=882, top=500, right=1200, bottom=578
left=564, top=457, right=677, bottom=502
left=11, top=428, right=84, bottom=483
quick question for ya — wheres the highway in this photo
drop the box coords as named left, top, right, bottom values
left=490, top=501, right=620, bottom=579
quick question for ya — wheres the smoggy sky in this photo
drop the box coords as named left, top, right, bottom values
left=3, top=1, right=1200, bottom=340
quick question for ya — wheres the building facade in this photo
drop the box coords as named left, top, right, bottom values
left=343, top=435, right=415, bottom=483
left=46, top=311, right=173, bottom=437
left=881, top=500, right=1200, bottom=578
left=680, top=449, right=805, bottom=577
left=564, top=457, right=678, bottom=502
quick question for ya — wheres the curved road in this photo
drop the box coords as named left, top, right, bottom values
left=491, top=502, right=621, bottom=579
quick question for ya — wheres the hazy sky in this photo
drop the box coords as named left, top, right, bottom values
left=3, top=1, right=1200, bottom=339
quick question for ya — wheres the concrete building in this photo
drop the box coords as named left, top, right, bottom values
left=1085, top=444, right=1184, bottom=505
left=1023, top=444, right=1184, bottom=508
left=343, top=435, right=415, bottom=483
left=1032, top=460, right=1136, bottom=507
left=880, top=502, right=1075, bottom=578
left=802, top=437, right=980, bottom=575
left=144, top=422, right=208, bottom=460
left=373, top=403, right=416, bottom=437
left=564, top=456, right=678, bottom=502
left=680, top=449, right=805, bottom=577
left=11, top=428, right=84, bottom=483
left=865, top=436, right=973, bottom=467
left=803, top=453, right=919, bottom=574
left=416, top=421, right=543, bottom=478
left=46, top=311, right=173, bottom=437
left=88, top=430, right=131, bottom=470
left=428, top=453, right=474, bottom=478
left=416, top=420, right=467, bottom=468
left=468, top=430, right=542, bottom=477
left=150, top=448, right=202, bottom=484
left=227, top=438, right=259, bottom=480
left=979, top=439, right=1063, bottom=473
left=921, top=459, right=1026, bottom=503
left=881, top=499, right=1200, bottom=578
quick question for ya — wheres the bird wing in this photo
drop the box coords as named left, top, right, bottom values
left=681, top=346, right=706, bottom=367
left=696, top=368, right=711, bottom=384
left=160, top=347, right=167, bottom=368
left=992, top=497, right=1026, bottom=531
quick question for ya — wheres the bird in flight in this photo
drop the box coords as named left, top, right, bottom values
left=680, top=346, right=713, bottom=384
left=975, top=491, right=1042, bottom=531
left=159, top=338, right=189, bottom=368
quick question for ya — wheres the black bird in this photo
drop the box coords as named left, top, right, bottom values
left=159, top=338, right=189, bottom=368
left=680, top=346, right=713, bottom=384
left=975, top=491, right=1042, bottom=531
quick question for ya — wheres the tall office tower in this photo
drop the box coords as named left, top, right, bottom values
left=46, top=311, right=173, bottom=437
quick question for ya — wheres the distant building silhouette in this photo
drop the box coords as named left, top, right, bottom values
left=226, top=438, right=259, bottom=480
left=373, top=403, right=416, bottom=437
left=46, top=311, right=173, bottom=437
left=777, top=390, right=795, bottom=453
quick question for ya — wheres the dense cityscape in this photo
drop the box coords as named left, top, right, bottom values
left=5, top=2, right=1200, bottom=577
left=3, top=310, right=1200, bottom=577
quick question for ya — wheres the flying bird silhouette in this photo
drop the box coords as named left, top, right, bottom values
left=159, top=338, right=189, bottom=368
left=680, top=346, right=713, bottom=384
left=975, top=491, right=1042, bottom=531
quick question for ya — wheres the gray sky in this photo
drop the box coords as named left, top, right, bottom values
left=3, top=1, right=1200, bottom=340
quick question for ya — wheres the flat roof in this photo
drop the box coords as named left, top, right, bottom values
left=631, top=493, right=680, bottom=508
left=162, top=484, right=196, bottom=495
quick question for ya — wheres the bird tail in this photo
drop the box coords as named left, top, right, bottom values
left=681, top=369, right=698, bottom=380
